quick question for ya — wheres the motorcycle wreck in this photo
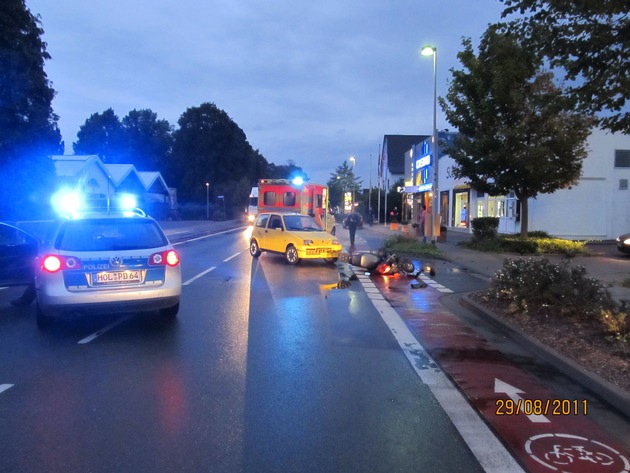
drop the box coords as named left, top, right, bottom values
left=339, top=249, right=433, bottom=278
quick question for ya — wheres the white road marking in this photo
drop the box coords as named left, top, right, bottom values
left=495, top=379, right=551, bottom=423
left=183, top=266, right=216, bottom=286
left=223, top=252, right=241, bottom=262
left=78, top=316, right=131, bottom=345
left=418, top=274, right=454, bottom=293
left=0, top=384, right=14, bottom=394
left=355, top=273, right=525, bottom=473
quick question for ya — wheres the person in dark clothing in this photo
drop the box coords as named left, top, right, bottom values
left=346, top=212, right=360, bottom=248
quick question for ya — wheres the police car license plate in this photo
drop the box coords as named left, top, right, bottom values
left=95, top=270, right=141, bottom=285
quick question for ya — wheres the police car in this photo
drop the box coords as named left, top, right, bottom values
left=32, top=192, right=181, bottom=328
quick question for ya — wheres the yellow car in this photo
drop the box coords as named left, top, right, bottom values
left=249, top=213, right=342, bottom=264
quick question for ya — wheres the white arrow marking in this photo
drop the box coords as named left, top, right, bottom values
left=494, top=378, right=551, bottom=423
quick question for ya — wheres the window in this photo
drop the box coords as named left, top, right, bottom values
left=615, top=150, right=630, bottom=168
left=263, top=192, right=276, bottom=206
left=283, top=192, right=296, bottom=207
left=620, top=179, right=629, bottom=190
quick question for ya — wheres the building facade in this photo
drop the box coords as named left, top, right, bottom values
left=398, top=129, right=630, bottom=240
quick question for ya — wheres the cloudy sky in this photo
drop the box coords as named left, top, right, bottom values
left=27, top=0, right=506, bottom=185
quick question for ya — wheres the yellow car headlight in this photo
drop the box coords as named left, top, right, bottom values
left=332, top=239, right=340, bottom=245
left=303, top=239, right=314, bottom=245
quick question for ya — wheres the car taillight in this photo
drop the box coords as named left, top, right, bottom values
left=42, top=255, right=82, bottom=273
left=150, top=250, right=180, bottom=267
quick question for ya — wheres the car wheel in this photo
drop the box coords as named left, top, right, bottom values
left=36, top=303, right=53, bottom=329
left=160, top=302, right=179, bottom=320
left=250, top=239, right=262, bottom=257
left=324, top=257, right=338, bottom=264
left=285, top=245, right=300, bottom=265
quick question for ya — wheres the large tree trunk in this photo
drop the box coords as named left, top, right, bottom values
left=520, top=198, right=528, bottom=237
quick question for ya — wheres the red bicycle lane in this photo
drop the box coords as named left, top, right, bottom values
left=373, top=273, right=630, bottom=473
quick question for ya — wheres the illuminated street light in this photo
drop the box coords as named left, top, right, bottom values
left=421, top=45, right=438, bottom=243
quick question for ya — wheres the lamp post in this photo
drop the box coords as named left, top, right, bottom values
left=349, top=156, right=356, bottom=213
left=421, top=45, right=438, bottom=243
left=205, top=182, right=210, bottom=220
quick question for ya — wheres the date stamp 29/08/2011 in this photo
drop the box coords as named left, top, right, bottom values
left=496, top=399, right=588, bottom=417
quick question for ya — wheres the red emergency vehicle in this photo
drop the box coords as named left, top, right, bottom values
left=257, top=178, right=336, bottom=234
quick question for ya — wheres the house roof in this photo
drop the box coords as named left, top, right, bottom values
left=51, top=155, right=170, bottom=194
left=382, top=135, right=430, bottom=175
left=138, top=171, right=169, bottom=195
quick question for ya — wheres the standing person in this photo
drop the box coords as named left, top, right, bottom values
left=418, top=204, right=427, bottom=243
left=346, top=212, right=360, bottom=248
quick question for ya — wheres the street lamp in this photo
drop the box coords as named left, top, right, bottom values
left=205, top=182, right=210, bottom=220
left=421, top=45, right=438, bottom=243
left=349, top=156, right=356, bottom=213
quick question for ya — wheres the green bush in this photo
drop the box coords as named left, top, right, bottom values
left=489, top=258, right=614, bottom=319
left=471, top=217, right=499, bottom=241
left=498, top=238, right=539, bottom=254
left=464, top=235, right=587, bottom=256
left=384, top=234, right=443, bottom=258
left=527, top=230, right=551, bottom=238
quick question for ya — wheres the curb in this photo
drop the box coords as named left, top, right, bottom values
left=460, top=294, right=630, bottom=420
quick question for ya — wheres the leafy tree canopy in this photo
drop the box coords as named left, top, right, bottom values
left=0, top=0, right=62, bottom=219
left=326, top=160, right=362, bottom=212
left=170, top=102, right=268, bottom=203
left=73, top=108, right=125, bottom=163
left=500, top=0, right=629, bottom=133
left=440, top=25, right=596, bottom=235
left=265, top=160, right=307, bottom=181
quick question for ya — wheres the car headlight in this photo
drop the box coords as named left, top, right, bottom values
left=302, top=239, right=314, bottom=245
left=624, top=238, right=630, bottom=245
left=332, top=239, right=340, bottom=245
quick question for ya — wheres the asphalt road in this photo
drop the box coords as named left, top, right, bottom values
left=0, top=225, right=500, bottom=473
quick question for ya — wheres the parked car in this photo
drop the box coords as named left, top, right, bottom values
left=249, top=212, right=342, bottom=264
left=33, top=210, right=182, bottom=327
left=616, top=233, right=630, bottom=254
left=342, top=213, right=364, bottom=229
left=0, top=222, right=39, bottom=287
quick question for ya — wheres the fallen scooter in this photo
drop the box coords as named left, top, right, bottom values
left=341, top=250, right=420, bottom=277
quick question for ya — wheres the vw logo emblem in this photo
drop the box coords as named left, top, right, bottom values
left=110, top=256, right=122, bottom=267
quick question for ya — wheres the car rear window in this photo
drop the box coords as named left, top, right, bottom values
left=55, top=218, right=168, bottom=251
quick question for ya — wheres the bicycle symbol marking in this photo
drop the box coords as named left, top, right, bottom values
left=544, top=444, right=613, bottom=466
left=525, top=433, right=630, bottom=473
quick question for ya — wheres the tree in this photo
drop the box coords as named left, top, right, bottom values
left=326, top=161, right=362, bottom=213
left=170, top=102, right=267, bottom=212
left=440, top=26, right=596, bottom=236
left=121, top=109, right=173, bottom=171
left=500, top=0, right=629, bottom=133
left=0, top=0, right=62, bottom=219
left=265, top=160, right=306, bottom=181
left=73, top=108, right=125, bottom=163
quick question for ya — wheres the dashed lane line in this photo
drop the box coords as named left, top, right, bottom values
left=0, top=384, right=13, bottom=394
left=183, top=266, right=217, bottom=286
